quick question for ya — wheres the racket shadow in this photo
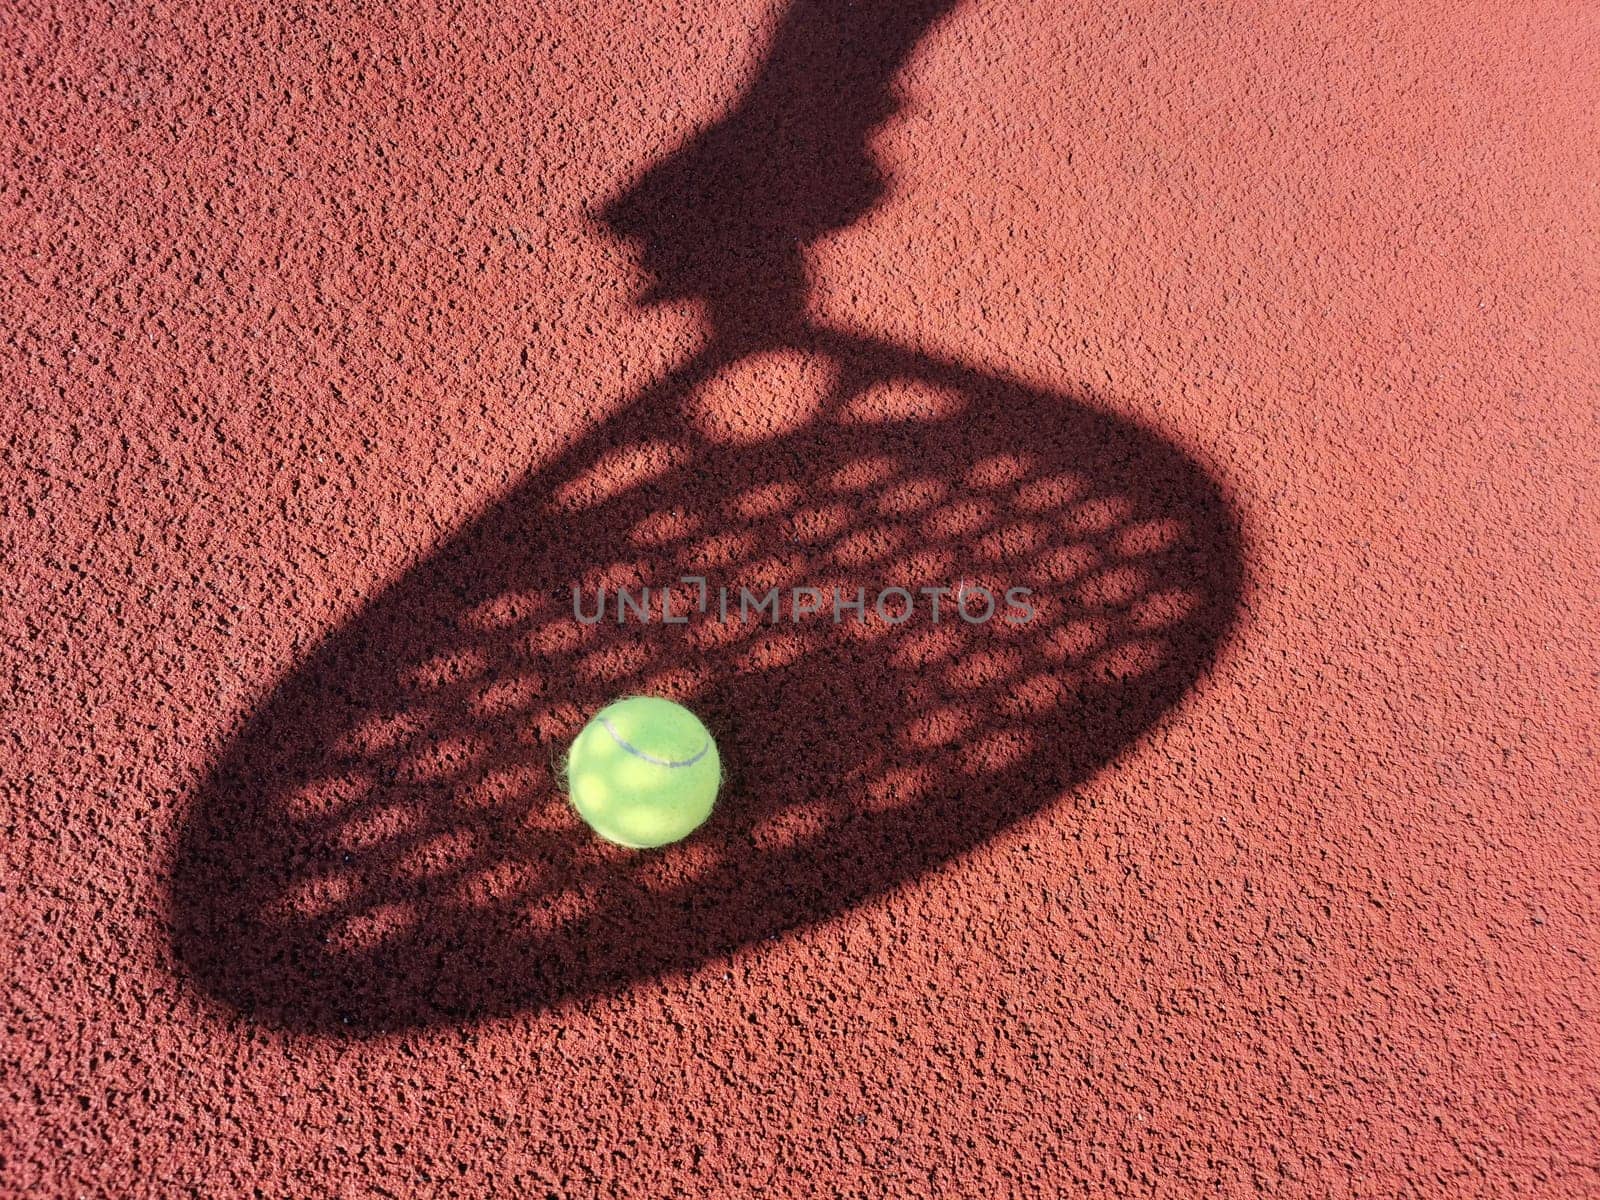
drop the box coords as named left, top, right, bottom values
left=169, top=328, right=1242, bottom=1032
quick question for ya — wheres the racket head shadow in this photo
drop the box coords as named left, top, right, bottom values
left=170, top=331, right=1242, bottom=1032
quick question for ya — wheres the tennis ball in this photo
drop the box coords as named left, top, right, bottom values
left=564, top=696, right=721, bottom=848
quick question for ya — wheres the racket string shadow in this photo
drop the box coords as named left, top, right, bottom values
left=171, top=332, right=1242, bottom=1031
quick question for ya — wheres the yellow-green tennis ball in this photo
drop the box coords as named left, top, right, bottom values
left=565, top=696, right=721, bottom=848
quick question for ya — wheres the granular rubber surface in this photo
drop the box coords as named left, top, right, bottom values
left=4, top=1, right=1598, bottom=1196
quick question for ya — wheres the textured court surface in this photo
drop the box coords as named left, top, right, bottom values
left=4, top=1, right=1599, bottom=1196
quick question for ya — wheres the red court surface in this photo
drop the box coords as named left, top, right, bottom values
left=4, top=1, right=1598, bottom=1195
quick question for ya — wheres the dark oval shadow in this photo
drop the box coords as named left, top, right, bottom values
left=170, top=328, right=1242, bottom=1032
